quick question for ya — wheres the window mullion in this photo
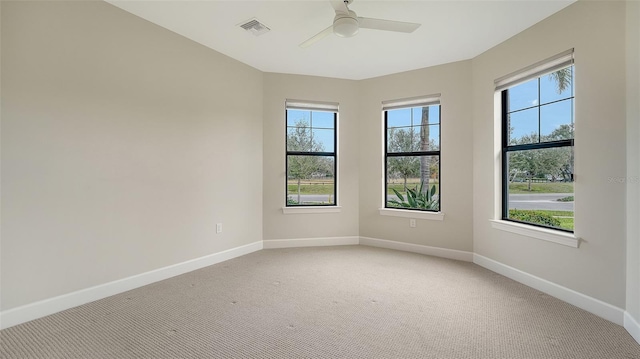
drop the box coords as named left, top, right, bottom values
left=387, top=151, right=440, bottom=157
left=538, top=78, right=541, bottom=143
left=505, top=139, right=573, bottom=152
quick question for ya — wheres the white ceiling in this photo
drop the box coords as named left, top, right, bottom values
left=106, top=0, right=575, bottom=80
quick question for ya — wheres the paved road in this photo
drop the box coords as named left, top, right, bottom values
left=288, top=194, right=333, bottom=204
left=508, top=193, right=573, bottom=211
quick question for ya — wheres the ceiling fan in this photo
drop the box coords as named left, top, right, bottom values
left=300, top=0, right=421, bottom=48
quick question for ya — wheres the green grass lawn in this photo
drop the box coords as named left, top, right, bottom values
left=287, top=182, right=334, bottom=195
left=508, top=182, right=573, bottom=194
left=547, top=210, right=574, bottom=231
left=556, top=217, right=574, bottom=231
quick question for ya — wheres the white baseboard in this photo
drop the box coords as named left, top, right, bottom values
left=473, top=254, right=625, bottom=325
left=624, top=311, right=640, bottom=344
left=263, top=236, right=359, bottom=249
left=359, top=237, right=473, bottom=262
left=0, top=241, right=263, bottom=330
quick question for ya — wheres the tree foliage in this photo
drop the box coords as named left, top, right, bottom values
left=387, top=127, right=420, bottom=190
left=547, top=67, right=572, bottom=94
left=508, top=124, right=574, bottom=189
left=419, top=107, right=431, bottom=195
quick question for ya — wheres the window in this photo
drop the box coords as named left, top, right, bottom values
left=383, top=95, right=441, bottom=212
left=498, top=50, right=574, bottom=232
left=285, top=100, right=337, bottom=206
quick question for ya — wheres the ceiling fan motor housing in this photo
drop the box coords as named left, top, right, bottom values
left=333, top=10, right=359, bottom=37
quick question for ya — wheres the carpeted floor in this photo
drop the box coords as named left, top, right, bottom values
left=1, top=245, right=639, bottom=358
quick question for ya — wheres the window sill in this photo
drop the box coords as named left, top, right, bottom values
left=490, top=219, right=580, bottom=248
left=282, top=206, right=342, bottom=214
left=378, top=208, right=444, bottom=221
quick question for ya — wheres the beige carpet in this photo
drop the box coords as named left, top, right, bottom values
left=1, top=245, right=639, bottom=358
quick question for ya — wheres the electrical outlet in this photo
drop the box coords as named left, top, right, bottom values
left=216, top=223, right=222, bottom=234
left=409, top=219, right=416, bottom=228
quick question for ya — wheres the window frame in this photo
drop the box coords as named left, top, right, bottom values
left=500, top=65, right=575, bottom=233
left=383, top=100, right=442, bottom=213
left=285, top=103, right=338, bottom=207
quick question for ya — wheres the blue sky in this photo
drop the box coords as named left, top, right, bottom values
left=508, top=67, right=574, bottom=143
left=287, top=109, right=335, bottom=152
left=386, top=105, right=440, bottom=148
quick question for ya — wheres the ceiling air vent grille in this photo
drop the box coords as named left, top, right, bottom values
left=239, top=18, right=270, bottom=36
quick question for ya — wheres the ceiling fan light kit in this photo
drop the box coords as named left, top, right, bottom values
left=300, top=0, right=421, bottom=48
left=333, top=12, right=359, bottom=37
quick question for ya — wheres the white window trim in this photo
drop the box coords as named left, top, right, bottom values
left=282, top=206, right=342, bottom=214
left=490, top=219, right=580, bottom=248
left=379, top=208, right=444, bottom=221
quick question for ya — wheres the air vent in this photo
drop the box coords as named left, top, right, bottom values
left=238, top=18, right=270, bottom=36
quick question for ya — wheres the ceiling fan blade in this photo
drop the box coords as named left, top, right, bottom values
left=330, top=0, right=349, bottom=14
left=358, top=17, right=421, bottom=33
left=299, top=25, right=334, bottom=48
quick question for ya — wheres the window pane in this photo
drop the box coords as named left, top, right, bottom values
left=287, top=155, right=335, bottom=205
left=414, top=124, right=440, bottom=151
left=387, top=127, right=419, bottom=153
left=540, top=99, right=573, bottom=141
left=386, top=155, right=440, bottom=211
left=312, top=128, right=335, bottom=152
left=387, top=108, right=412, bottom=128
left=286, top=110, right=310, bottom=127
left=508, top=79, right=538, bottom=112
left=506, top=147, right=574, bottom=231
left=311, top=111, right=335, bottom=129
left=410, top=106, right=438, bottom=125
left=429, top=106, right=440, bottom=124
left=508, top=107, right=539, bottom=145
left=411, top=107, right=420, bottom=125
left=287, top=126, right=312, bottom=151
left=540, top=67, right=573, bottom=105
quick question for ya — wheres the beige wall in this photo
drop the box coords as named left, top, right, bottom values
left=1, top=1, right=263, bottom=310
left=262, top=73, right=360, bottom=240
left=472, top=1, right=627, bottom=307
left=358, top=62, right=474, bottom=251
left=626, top=0, right=640, bottom=322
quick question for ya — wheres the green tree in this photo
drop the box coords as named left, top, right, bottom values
left=387, top=127, right=420, bottom=191
left=509, top=125, right=574, bottom=190
left=548, top=67, right=572, bottom=93
left=287, top=120, right=332, bottom=203
left=545, top=124, right=574, bottom=182
left=419, top=107, right=431, bottom=195
left=509, top=132, right=561, bottom=191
